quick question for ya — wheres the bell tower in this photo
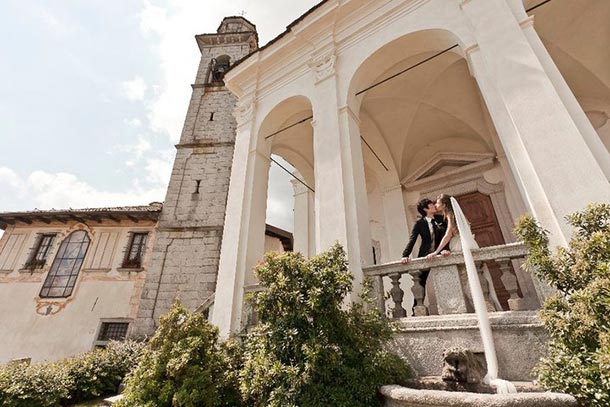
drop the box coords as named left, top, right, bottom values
left=134, top=17, right=258, bottom=336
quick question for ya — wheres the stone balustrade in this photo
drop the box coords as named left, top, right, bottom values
left=363, top=243, right=530, bottom=318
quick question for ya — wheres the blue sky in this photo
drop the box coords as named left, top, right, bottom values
left=0, top=0, right=319, bottom=234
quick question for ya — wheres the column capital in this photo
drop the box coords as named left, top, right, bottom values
left=308, top=51, right=336, bottom=84
left=291, top=175, right=311, bottom=196
left=233, top=96, right=256, bottom=128
left=381, top=184, right=403, bottom=195
left=338, top=104, right=361, bottom=125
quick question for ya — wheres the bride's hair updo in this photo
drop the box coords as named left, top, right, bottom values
left=437, top=193, right=455, bottom=216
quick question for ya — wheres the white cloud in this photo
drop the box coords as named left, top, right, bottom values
left=266, top=157, right=295, bottom=232
left=145, top=156, right=173, bottom=186
left=121, top=76, right=148, bottom=101
left=136, top=0, right=319, bottom=141
left=25, top=3, right=76, bottom=38
left=0, top=167, right=165, bottom=212
left=114, top=135, right=153, bottom=160
left=124, top=118, right=143, bottom=127
left=0, top=167, right=22, bottom=190
left=138, top=0, right=201, bottom=140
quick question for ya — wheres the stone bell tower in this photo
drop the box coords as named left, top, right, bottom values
left=134, top=17, right=258, bottom=336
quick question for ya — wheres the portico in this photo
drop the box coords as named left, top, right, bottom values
left=212, top=0, right=610, bottom=337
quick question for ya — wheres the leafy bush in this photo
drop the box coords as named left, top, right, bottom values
left=64, top=340, right=144, bottom=403
left=0, top=340, right=144, bottom=407
left=116, top=302, right=240, bottom=407
left=240, top=244, right=410, bottom=407
left=0, top=361, right=70, bottom=407
left=515, top=203, right=610, bottom=406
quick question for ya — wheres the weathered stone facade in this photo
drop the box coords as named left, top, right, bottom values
left=133, top=17, right=259, bottom=336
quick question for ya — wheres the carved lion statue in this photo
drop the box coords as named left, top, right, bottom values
left=441, top=347, right=485, bottom=384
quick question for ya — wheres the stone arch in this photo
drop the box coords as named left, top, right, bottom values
left=255, top=95, right=314, bottom=185
left=345, top=27, right=470, bottom=111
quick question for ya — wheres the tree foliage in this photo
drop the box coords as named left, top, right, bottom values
left=240, top=244, right=410, bottom=407
left=514, top=203, right=610, bottom=405
left=0, top=340, right=143, bottom=407
left=117, top=302, right=240, bottom=407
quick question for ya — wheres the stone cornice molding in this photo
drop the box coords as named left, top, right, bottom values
left=402, top=152, right=495, bottom=189
left=195, top=32, right=258, bottom=52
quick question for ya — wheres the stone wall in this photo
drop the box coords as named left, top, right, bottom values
left=389, top=312, right=547, bottom=381
left=133, top=17, right=258, bottom=336
left=0, top=219, right=156, bottom=362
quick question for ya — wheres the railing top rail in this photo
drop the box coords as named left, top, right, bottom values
left=363, top=242, right=529, bottom=277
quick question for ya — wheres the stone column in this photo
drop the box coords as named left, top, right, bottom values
left=310, top=51, right=373, bottom=295
left=212, top=98, right=270, bottom=338
left=291, top=172, right=315, bottom=258
left=381, top=184, right=409, bottom=261
left=461, top=0, right=610, bottom=248
left=520, top=14, right=610, bottom=180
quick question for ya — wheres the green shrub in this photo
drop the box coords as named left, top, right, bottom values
left=0, top=340, right=143, bottom=407
left=0, top=361, right=70, bottom=407
left=240, top=244, right=410, bottom=407
left=515, top=203, right=610, bottom=406
left=64, top=340, right=144, bottom=403
left=116, top=302, right=240, bottom=407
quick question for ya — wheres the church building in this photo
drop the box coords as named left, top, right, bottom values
left=0, top=0, right=609, bottom=379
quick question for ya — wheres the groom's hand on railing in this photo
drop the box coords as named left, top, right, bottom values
left=401, top=257, right=410, bottom=264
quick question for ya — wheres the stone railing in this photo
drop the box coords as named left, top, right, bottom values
left=363, top=243, right=530, bottom=318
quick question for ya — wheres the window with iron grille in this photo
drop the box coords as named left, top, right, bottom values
left=40, top=230, right=90, bottom=298
left=97, top=322, right=129, bottom=341
left=25, top=234, right=56, bottom=269
left=122, top=232, right=148, bottom=268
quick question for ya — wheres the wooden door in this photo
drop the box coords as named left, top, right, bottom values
left=456, top=192, right=515, bottom=310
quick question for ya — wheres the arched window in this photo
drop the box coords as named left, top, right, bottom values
left=40, top=230, right=90, bottom=298
left=210, top=55, right=231, bottom=83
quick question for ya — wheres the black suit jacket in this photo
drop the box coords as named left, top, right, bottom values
left=402, top=215, right=448, bottom=258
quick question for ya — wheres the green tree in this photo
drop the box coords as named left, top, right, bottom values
left=240, top=244, right=410, bottom=407
left=514, top=203, right=610, bottom=406
left=117, top=302, right=241, bottom=407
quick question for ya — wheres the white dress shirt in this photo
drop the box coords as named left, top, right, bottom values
left=426, top=216, right=435, bottom=252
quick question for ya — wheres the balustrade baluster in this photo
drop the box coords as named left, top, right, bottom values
left=389, top=273, right=407, bottom=318
left=374, top=275, right=386, bottom=315
left=476, top=261, right=496, bottom=312
left=411, top=270, right=428, bottom=316
left=496, top=258, right=526, bottom=311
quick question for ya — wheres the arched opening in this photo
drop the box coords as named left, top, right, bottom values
left=258, top=95, right=315, bottom=259
left=348, top=29, right=536, bottom=313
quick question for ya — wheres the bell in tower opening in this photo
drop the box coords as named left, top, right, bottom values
left=209, top=55, right=231, bottom=84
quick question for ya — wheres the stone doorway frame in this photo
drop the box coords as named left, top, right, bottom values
left=402, top=154, right=540, bottom=310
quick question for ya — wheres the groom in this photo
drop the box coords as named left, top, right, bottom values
left=401, top=198, right=450, bottom=302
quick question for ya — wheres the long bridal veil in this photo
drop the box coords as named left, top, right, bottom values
left=450, top=197, right=516, bottom=394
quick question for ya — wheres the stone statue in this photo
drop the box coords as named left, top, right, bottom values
left=441, top=347, right=485, bottom=384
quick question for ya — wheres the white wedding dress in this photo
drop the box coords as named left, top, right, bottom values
left=450, top=226, right=502, bottom=312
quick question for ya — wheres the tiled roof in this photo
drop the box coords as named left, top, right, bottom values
left=0, top=202, right=163, bottom=229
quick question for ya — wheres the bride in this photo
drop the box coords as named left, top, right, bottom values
left=425, top=193, right=461, bottom=258
left=425, top=193, right=502, bottom=311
